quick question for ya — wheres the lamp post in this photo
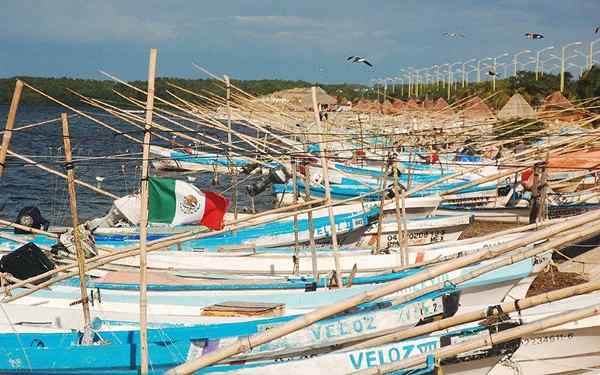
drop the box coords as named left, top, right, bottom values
left=513, top=49, right=531, bottom=76
left=432, top=65, right=440, bottom=88
left=448, top=61, right=462, bottom=100
left=440, top=63, right=450, bottom=89
left=370, top=78, right=379, bottom=101
left=493, top=52, right=508, bottom=91
left=535, top=46, right=554, bottom=80
left=406, top=67, right=415, bottom=97
left=477, top=57, right=492, bottom=83
left=462, top=58, right=476, bottom=88
left=590, top=38, right=600, bottom=70
left=561, top=41, right=582, bottom=92
left=396, top=76, right=404, bottom=97
left=568, top=62, right=585, bottom=78
left=540, top=56, right=560, bottom=77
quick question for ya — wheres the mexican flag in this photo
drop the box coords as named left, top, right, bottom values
left=113, top=177, right=229, bottom=230
left=148, top=177, right=229, bottom=229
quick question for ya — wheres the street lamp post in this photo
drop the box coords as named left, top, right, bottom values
left=477, top=57, right=492, bottom=83
left=432, top=65, right=440, bottom=88
left=448, top=61, right=462, bottom=100
left=535, top=46, right=554, bottom=80
left=513, top=49, right=531, bottom=76
left=493, top=53, right=508, bottom=91
left=590, top=38, right=600, bottom=70
left=568, top=62, right=585, bottom=78
left=561, top=41, right=582, bottom=92
left=462, top=58, right=476, bottom=88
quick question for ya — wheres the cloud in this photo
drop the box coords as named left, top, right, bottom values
left=0, top=1, right=178, bottom=43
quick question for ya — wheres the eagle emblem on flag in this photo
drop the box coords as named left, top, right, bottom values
left=180, top=194, right=201, bottom=215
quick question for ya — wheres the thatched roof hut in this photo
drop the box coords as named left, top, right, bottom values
left=433, top=98, right=453, bottom=113
left=392, top=99, right=405, bottom=110
left=267, top=86, right=336, bottom=110
left=422, top=99, right=435, bottom=111
left=405, top=98, right=421, bottom=110
left=497, top=93, right=536, bottom=120
left=462, top=96, right=496, bottom=120
left=538, top=91, right=586, bottom=123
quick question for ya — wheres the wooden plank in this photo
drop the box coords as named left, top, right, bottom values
left=202, top=301, right=285, bottom=317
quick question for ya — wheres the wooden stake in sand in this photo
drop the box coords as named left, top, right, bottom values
left=60, top=113, right=93, bottom=344
left=311, top=86, right=342, bottom=287
left=0, top=80, right=23, bottom=177
left=224, top=75, right=238, bottom=222
left=139, top=48, right=157, bottom=375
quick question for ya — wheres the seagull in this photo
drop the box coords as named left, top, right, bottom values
left=525, top=32, right=544, bottom=40
left=443, top=32, right=465, bottom=38
left=487, top=70, right=497, bottom=77
left=346, top=56, right=373, bottom=67
left=95, top=176, right=105, bottom=182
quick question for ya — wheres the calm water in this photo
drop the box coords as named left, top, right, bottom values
left=0, top=105, right=272, bottom=226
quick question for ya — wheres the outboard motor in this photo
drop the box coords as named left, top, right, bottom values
left=13, top=206, right=49, bottom=234
left=246, top=166, right=291, bottom=197
left=0, top=242, right=55, bottom=284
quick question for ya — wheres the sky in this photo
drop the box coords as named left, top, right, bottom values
left=0, top=0, right=598, bottom=83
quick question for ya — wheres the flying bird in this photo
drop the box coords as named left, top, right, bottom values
left=346, top=56, right=373, bottom=67
left=443, top=32, right=465, bottom=38
left=525, top=32, right=544, bottom=40
left=595, top=26, right=600, bottom=34
left=487, top=70, right=497, bottom=77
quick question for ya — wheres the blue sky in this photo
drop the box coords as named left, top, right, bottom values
left=0, top=0, right=598, bottom=83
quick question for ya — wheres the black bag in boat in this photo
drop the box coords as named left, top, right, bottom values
left=13, top=206, right=50, bottom=234
left=0, top=242, right=55, bottom=284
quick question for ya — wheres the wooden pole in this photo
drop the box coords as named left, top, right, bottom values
left=0, top=80, right=23, bottom=177
left=374, top=159, right=389, bottom=254
left=349, top=278, right=600, bottom=352
left=139, top=47, right=157, bottom=375
left=391, top=160, right=406, bottom=265
left=538, top=155, right=549, bottom=223
left=164, top=207, right=600, bottom=375
left=355, top=303, right=600, bottom=375
left=224, top=75, right=238, bottom=222
left=60, top=113, right=93, bottom=343
left=311, top=86, right=342, bottom=287
left=291, top=158, right=300, bottom=275
left=302, top=161, right=319, bottom=282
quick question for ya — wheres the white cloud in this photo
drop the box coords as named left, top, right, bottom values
left=0, top=1, right=178, bottom=43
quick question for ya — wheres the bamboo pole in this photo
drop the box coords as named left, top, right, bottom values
left=391, top=160, right=406, bottom=265
left=374, top=159, right=389, bottom=254
left=6, top=150, right=118, bottom=199
left=224, top=75, right=238, bottom=222
left=311, top=86, right=342, bottom=287
left=19, top=82, right=142, bottom=145
left=441, top=166, right=527, bottom=197
left=355, top=303, right=600, bottom=375
left=60, top=113, right=93, bottom=344
left=164, top=207, right=600, bottom=375
left=0, top=218, right=59, bottom=238
left=349, top=278, right=600, bottom=352
left=302, top=162, right=319, bottom=282
left=0, top=80, right=23, bottom=177
left=291, top=158, right=300, bottom=275
left=139, top=47, right=157, bottom=375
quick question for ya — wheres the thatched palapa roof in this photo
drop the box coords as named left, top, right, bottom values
left=265, top=87, right=337, bottom=110
left=497, top=93, right=536, bottom=120
left=462, top=96, right=496, bottom=120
